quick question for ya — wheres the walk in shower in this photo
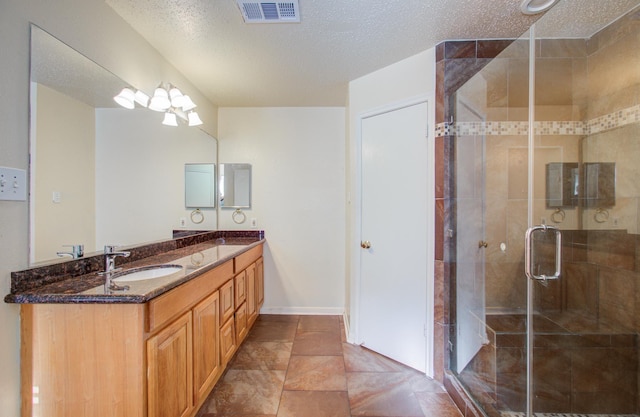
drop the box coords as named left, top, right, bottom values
left=450, top=2, right=640, bottom=416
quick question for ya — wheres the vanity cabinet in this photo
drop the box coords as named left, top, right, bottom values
left=21, top=243, right=264, bottom=417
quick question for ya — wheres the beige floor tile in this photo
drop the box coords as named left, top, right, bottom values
left=200, top=369, right=285, bottom=415
left=347, top=372, right=427, bottom=416
left=197, top=315, right=462, bottom=417
left=277, top=391, right=351, bottom=417
left=230, top=341, right=293, bottom=371
left=283, top=355, right=347, bottom=391
left=291, top=331, right=343, bottom=355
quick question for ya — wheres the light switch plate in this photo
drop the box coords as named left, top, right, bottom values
left=0, top=166, right=27, bottom=201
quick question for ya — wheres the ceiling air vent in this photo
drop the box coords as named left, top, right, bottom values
left=235, top=0, right=300, bottom=23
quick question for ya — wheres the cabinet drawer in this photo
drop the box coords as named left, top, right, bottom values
left=234, top=244, right=263, bottom=273
left=148, top=260, right=233, bottom=333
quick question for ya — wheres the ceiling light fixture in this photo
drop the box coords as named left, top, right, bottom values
left=162, top=111, right=178, bottom=127
left=113, top=87, right=136, bottom=109
left=133, top=90, right=150, bottom=107
left=113, top=82, right=203, bottom=128
left=148, top=84, right=172, bottom=112
left=187, top=111, right=203, bottom=127
left=520, top=0, right=559, bottom=15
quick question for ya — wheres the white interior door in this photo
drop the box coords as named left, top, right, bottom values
left=358, top=101, right=429, bottom=372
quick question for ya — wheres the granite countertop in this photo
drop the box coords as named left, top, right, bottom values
left=6, top=232, right=264, bottom=304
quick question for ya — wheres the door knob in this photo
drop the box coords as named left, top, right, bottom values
left=361, top=241, right=371, bottom=249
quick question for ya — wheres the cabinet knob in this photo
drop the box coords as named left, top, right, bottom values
left=361, top=241, right=371, bottom=249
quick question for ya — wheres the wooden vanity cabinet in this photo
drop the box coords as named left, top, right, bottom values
left=20, top=243, right=264, bottom=417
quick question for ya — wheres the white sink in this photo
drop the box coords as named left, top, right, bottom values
left=112, top=265, right=183, bottom=282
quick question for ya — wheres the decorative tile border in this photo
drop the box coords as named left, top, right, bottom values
left=436, top=104, right=640, bottom=137
left=588, top=104, right=640, bottom=135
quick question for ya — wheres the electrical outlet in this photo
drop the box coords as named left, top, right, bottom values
left=250, top=218, right=257, bottom=228
left=179, top=217, right=186, bottom=227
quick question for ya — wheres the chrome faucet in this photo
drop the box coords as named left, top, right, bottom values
left=101, top=245, right=131, bottom=292
left=56, top=244, right=84, bottom=259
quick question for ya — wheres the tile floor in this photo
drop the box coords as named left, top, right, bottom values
left=196, top=314, right=462, bottom=417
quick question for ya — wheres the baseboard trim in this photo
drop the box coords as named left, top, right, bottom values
left=260, top=306, right=345, bottom=315
left=342, top=311, right=352, bottom=343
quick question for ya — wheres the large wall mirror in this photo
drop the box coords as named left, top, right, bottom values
left=29, top=25, right=218, bottom=264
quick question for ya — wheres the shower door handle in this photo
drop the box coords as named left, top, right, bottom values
left=525, top=225, right=561, bottom=282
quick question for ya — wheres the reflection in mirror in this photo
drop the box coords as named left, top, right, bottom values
left=29, top=25, right=218, bottom=264
left=546, top=163, right=579, bottom=208
left=545, top=162, right=616, bottom=208
left=185, top=164, right=216, bottom=208
left=219, top=164, right=252, bottom=208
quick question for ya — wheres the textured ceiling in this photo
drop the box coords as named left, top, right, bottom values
left=103, top=0, right=640, bottom=107
left=31, top=25, right=124, bottom=108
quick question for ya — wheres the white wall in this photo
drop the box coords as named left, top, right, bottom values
left=346, top=49, right=436, bottom=343
left=218, top=107, right=346, bottom=314
left=96, top=109, right=217, bottom=248
left=0, top=1, right=218, bottom=414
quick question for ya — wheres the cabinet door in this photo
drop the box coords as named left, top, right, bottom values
left=246, top=263, right=257, bottom=326
left=256, top=257, right=264, bottom=310
left=220, top=279, right=234, bottom=324
left=147, top=311, right=193, bottom=417
left=193, top=291, right=221, bottom=404
left=220, top=317, right=237, bottom=366
left=234, top=270, right=246, bottom=308
left=235, top=301, right=248, bottom=343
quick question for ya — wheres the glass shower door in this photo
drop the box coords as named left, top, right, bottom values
left=453, top=29, right=533, bottom=417
left=530, top=6, right=640, bottom=415
left=452, top=3, right=640, bottom=416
